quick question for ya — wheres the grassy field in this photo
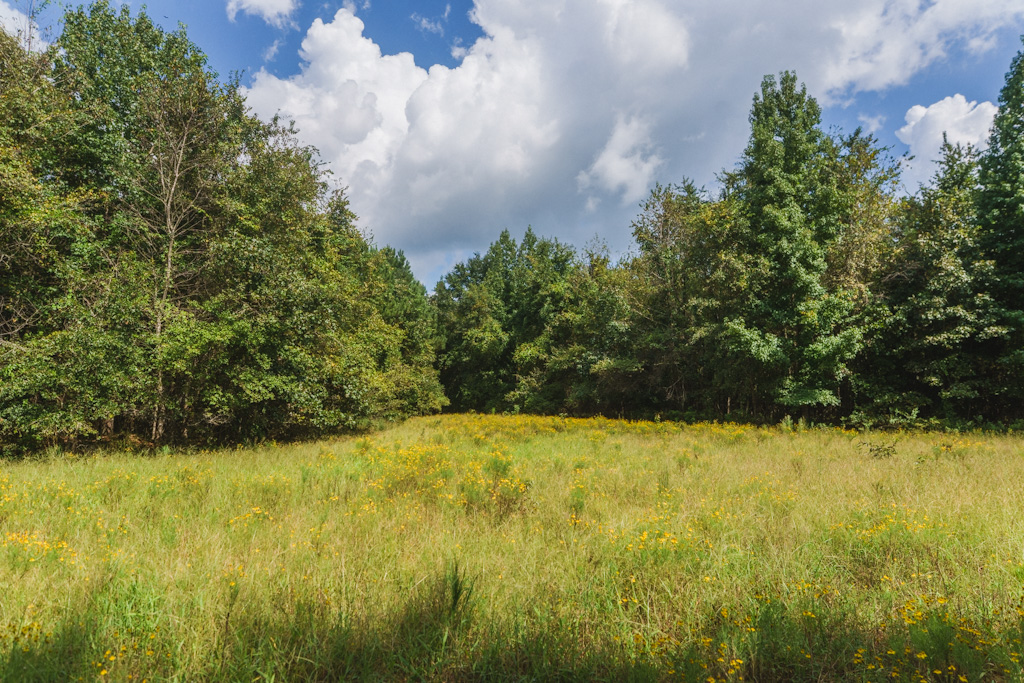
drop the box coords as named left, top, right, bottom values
left=1, top=414, right=1024, bottom=681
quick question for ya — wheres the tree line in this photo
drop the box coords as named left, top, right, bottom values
left=2, top=3, right=1024, bottom=455
left=0, top=2, right=445, bottom=454
left=435, top=71, right=1024, bottom=428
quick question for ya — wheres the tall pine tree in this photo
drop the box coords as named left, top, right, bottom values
left=724, top=72, right=863, bottom=416
left=977, top=39, right=1024, bottom=416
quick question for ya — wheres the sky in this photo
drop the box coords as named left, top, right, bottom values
left=5, top=0, right=1024, bottom=285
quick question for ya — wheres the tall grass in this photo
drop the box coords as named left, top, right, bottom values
left=1, top=415, right=1023, bottom=681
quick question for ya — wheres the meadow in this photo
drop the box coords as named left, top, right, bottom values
left=1, top=414, right=1023, bottom=682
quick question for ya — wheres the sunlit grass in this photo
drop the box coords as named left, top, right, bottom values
left=2, top=415, right=1023, bottom=681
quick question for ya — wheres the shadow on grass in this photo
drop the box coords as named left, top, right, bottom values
left=208, top=562, right=670, bottom=682
left=1, top=618, right=99, bottom=682
left=6, top=573, right=1024, bottom=682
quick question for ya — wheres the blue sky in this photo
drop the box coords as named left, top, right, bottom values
left=5, top=0, right=1024, bottom=284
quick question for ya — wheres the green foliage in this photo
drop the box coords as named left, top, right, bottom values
left=513, top=244, right=638, bottom=415
left=434, top=228, right=579, bottom=412
left=627, top=182, right=757, bottom=416
left=978, top=40, right=1024, bottom=302
left=432, top=68, right=1024, bottom=425
left=0, top=4, right=444, bottom=454
left=725, top=72, right=866, bottom=413
left=608, top=76, right=898, bottom=421
left=859, top=141, right=1006, bottom=421
left=976, top=37, right=1024, bottom=413
left=7, top=4, right=1024, bottom=441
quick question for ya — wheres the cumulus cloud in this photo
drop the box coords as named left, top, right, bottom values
left=896, top=94, right=998, bottom=189
left=817, top=0, right=1018, bottom=97
left=245, top=10, right=429, bottom=198
left=244, top=0, right=1024, bottom=283
left=226, top=0, right=298, bottom=28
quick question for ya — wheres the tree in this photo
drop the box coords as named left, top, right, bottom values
left=625, top=182, right=757, bottom=416
left=976, top=38, right=1024, bottom=413
left=0, top=28, right=62, bottom=345
left=372, top=246, right=448, bottom=416
left=131, top=50, right=244, bottom=440
left=859, top=140, right=1004, bottom=423
left=434, top=229, right=577, bottom=412
left=722, top=72, right=866, bottom=416
left=0, top=26, right=114, bottom=451
left=1, top=3, right=446, bottom=453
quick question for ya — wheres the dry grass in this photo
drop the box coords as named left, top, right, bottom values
left=1, top=414, right=1023, bottom=681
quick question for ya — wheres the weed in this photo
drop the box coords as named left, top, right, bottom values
left=1, top=414, right=1022, bottom=680
left=861, top=439, right=897, bottom=459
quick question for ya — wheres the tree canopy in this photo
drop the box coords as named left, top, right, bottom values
left=4, top=7, right=1024, bottom=454
left=0, top=2, right=445, bottom=454
left=433, top=60, right=1024, bottom=428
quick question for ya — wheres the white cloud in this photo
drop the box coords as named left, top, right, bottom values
left=858, top=114, right=885, bottom=134
left=817, top=0, right=1024, bottom=97
left=245, top=10, right=429, bottom=195
left=263, top=38, right=283, bottom=62
left=244, top=0, right=1024, bottom=282
left=412, top=4, right=453, bottom=37
left=226, top=0, right=298, bottom=28
left=412, top=13, right=444, bottom=36
left=578, top=115, right=664, bottom=206
left=896, top=94, right=997, bottom=189
left=0, top=0, right=46, bottom=50
left=0, top=1, right=26, bottom=31
left=450, top=38, right=468, bottom=60
left=599, top=0, right=688, bottom=74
